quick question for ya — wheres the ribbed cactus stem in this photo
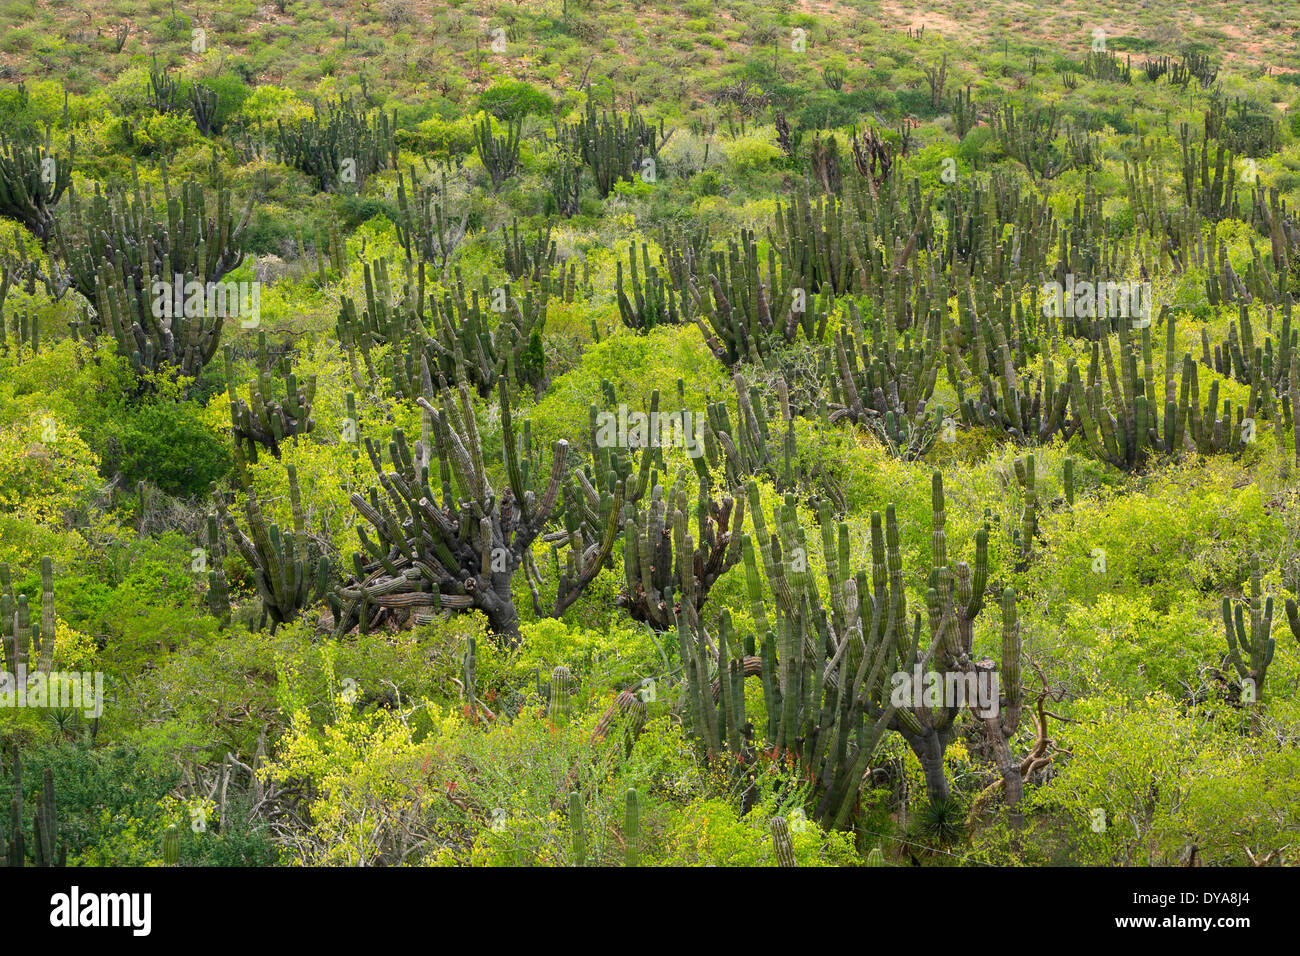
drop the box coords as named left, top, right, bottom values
left=550, top=665, right=573, bottom=719
left=162, top=824, right=180, bottom=866
left=770, top=815, right=797, bottom=867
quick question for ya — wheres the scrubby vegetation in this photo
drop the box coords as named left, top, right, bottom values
left=2, top=0, right=1300, bottom=868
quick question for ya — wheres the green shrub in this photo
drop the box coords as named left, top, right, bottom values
left=100, top=398, right=231, bottom=498
left=478, top=79, right=554, bottom=122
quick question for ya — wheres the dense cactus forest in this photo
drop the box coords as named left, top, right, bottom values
left=1, top=0, right=1299, bottom=874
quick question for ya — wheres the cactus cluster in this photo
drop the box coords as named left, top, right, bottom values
left=338, top=261, right=548, bottom=400
left=274, top=96, right=396, bottom=192
left=0, top=557, right=55, bottom=677
left=225, top=339, right=316, bottom=471
left=1, top=748, right=64, bottom=867
left=395, top=166, right=470, bottom=277
left=1222, top=557, right=1275, bottom=701
left=557, top=98, right=670, bottom=198
left=216, top=465, right=330, bottom=631
left=1067, top=313, right=1257, bottom=471
left=675, top=472, right=1021, bottom=826
left=501, top=217, right=556, bottom=284
left=827, top=301, right=944, bottom=460
left=0, top=130, right=73, bottom=241
left=474, top=116, right=522, bottom=192
left=335, top=380, right=570, bottom=639
left=991, top=104, right=1074, bottom=182
left=54, top=159, right=252, bottom=376
left=0, top=262, right=42, bottom=358
left=617, top=475, right=745, bottom=631
left=615, top=239, right=693, bottom=330
left=951, top=306, right=1073, bottom=446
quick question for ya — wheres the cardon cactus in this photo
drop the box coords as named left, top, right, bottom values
left=334, top=379, right=570, bottom=639
left=616, top=240, right=693, bottom=330
left=568, top=791, right=586, bottom=866
left=463, top=634, right=478, bottom=715
left=395, top=166, right=469, bottom=276
left=225, top=340, right=316, bottom=470
left=1013, top=454, right=1038, bottom=568
left=676, top=471, right=1021, bottom=830
left=827, top=301, right=944, bottom=460
left=53, top=158, right=252, bottom=378
left=1222, top=558, right=1275, bottom=701
left=33, top=767, right=63, bottom=867
left=2, top=745, right=23, bottom=866
left=558, top=98, right=669, bottom=199
left=617, top=475, right=745, bottom=631
left=216, top=466, right=329, bottom=632
left=549, top=665, right=574, bottom=719
left=162, top=824, right=180, bottom=866
left=205, top=514, right=230, bottom=626
left=1, top=556, right=55, bottom=676
left=474, top=116, right=522, bottom=192
left=501, top=217, right=557, bottom=284
left=274, top=96, right=396, bottom=192
left=0, top=130, right=74, bottom=241
left=769, top=815, right=797, bottom=867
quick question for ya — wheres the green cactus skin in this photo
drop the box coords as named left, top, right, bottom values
left=769, top=815, right=797, bottom=867
left=549, top=666, right=573, bottom=720
left=162, top=824, right=181, bottom=866
left=1222, top=557, right=1276, bottom=701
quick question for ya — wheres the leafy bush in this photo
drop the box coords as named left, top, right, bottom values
left=478, top=79, right=554, bottom=122
left=100, top=398, right=231, bottom=498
